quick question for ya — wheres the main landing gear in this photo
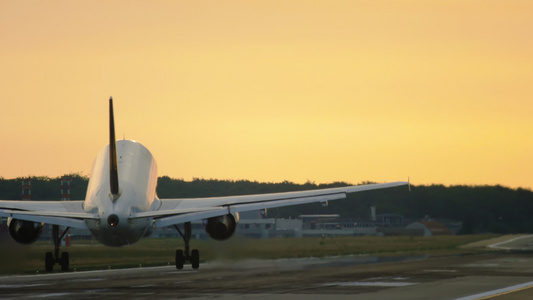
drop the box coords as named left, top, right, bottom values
left=45, top=225, right=70, bottom=272
left=174, top=222, right=200, bottom=269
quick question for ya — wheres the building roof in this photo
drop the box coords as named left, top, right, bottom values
left=418, top=220, right=452, bottom=235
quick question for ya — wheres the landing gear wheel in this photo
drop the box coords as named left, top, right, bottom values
left=45, top=252, right=54, bottom=272
left=176, top=250, right=185, bottom=269
left=191, top=249, right=200, bottom=269
left=60, top=252, right=70, bottom=272
left=44, top=225, right=71, bottom=272
left=174, top=222, right=201, bottom=270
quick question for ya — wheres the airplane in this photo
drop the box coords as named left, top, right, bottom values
left=0, top=98, right=408, bottom=272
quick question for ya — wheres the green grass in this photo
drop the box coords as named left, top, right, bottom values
left=0, top=234, right=497, bottom=275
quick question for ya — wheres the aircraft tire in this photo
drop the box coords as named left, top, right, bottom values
left=176, top=250, right=185, bottom=269
left=60, top=252, right=69, bottom=272
left=191, top=249, right=200, bottom=269
left=45, top=252, right=54, bottom=272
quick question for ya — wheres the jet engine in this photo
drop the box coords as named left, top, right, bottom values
left=7, top=217, right=44, bottom=245
left=205, top=213, right=239, bottom=241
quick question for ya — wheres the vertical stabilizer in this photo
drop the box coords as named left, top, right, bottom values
left=109, top=97, right=120, bottom=200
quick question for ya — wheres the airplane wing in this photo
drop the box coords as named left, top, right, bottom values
left=1, top=182, right=408, bottom=229
left=0, top=200, right=94, bottom=228
left=145, top=181, right=408, bottom=228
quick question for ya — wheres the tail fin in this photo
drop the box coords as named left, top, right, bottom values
left=109, top=97, right=120, bottom=199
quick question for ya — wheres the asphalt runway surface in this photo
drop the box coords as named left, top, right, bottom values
left=2, top=236, right=533, bottom=300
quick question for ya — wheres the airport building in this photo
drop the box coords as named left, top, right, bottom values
left=2, top=212, right=457, bottom=243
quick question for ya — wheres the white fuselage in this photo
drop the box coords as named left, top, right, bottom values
left=84, top=140, right=160, bottom=246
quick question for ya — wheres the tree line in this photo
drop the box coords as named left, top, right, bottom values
left=1, top=175, right=532, bottom=234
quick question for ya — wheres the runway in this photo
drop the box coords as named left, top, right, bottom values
left=2, top=236, right=533, bottom=299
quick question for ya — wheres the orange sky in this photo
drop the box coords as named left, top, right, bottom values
left=1, top=1, right=532, bottom=189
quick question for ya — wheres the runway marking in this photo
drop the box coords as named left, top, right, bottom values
left=0, top=283, right=48, bottom=288
left=38, top=293, right=71, bottom=298
left=488, top=234, right=533, bottom=249
left=324, top=281, right=418, bottom=287
left=462, top=264, right=499, bottom=268
left=72, top=278, right=104, bottom=282
left=134, top=284, right=157, bottom=288
left=0, top=265, right=177, bottom=280
left=455, top=280, right=533, bottom=300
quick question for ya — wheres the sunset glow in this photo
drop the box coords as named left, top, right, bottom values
left=1, top=1, right=532, bottom=188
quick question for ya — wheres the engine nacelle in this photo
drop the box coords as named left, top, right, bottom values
left=7, top=218, right=44, bottom=245
left=205, top=213, right=239, bottom=241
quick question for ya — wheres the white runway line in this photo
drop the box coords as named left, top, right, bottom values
left=0, top=265, right=177, bottom=280
left=0, top=283, right=48, bottom=289
left=323, top=281, right=418, bottom=287
left=488, top=234, right=533, bottom=249
left=455, top=280, right=533, bottom=300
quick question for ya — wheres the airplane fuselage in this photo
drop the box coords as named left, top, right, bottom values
left=84, top=140, right=160, bottom=246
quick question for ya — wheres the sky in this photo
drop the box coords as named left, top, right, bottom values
left=1, top=1, right=532, bottom=189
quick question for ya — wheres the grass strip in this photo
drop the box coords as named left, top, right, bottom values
left=0, top=234, right=498, bottom=275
